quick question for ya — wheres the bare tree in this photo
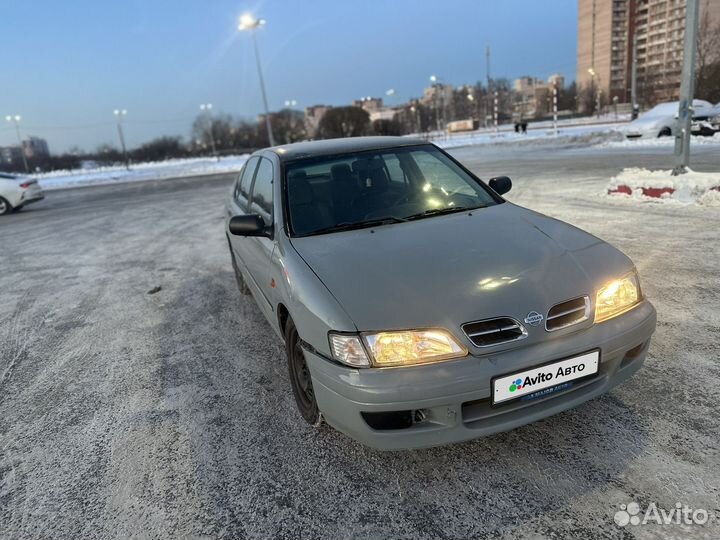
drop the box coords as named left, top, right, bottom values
left=317, top=107, right=370, bottom=139
left=695, top=4, right=720, bottom=102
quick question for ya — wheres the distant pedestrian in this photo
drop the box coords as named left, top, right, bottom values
left=521, top=122, right=528, bottom=134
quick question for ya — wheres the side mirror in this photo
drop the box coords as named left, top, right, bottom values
left=229, top=214, right=271, bottom=237
left=489, top=176, right=512, bottom=195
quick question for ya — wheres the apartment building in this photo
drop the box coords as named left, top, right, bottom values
left=577, top=0, right=720, bottom=105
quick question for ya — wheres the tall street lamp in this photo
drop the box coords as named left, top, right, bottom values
left=588, top=67, right=602, bottom=117
left=113, top=109, right=130, bottom=170
left=200, top=103, right=218, bottom=160
left=429, top=75, right=447, bottom=135
left=284, top=99, right=298, bottom=144
left=5, top=115, right=29, bottom=173
left=239, top=13, right=275, bottom=147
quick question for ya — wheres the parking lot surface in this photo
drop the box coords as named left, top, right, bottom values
left=1, top=145, right=719, bottom=539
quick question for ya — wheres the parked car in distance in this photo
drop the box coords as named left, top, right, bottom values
left=691, top=102, right=720, bottom=137
left=622, top=99, right=713, bottom=139
left=0, top=172, right=44, bottom=215
left=225, top=136, right=657, bottom=450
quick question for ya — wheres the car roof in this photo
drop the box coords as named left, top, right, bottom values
left=264, top=136, right=429, bottom=162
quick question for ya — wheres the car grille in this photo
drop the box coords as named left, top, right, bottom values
left=461, top=317, right=527, bottom=347
left=546, top=296, right=590, bottom=332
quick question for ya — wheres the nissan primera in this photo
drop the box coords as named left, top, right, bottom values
left=225, top=137, right=656, bottom=450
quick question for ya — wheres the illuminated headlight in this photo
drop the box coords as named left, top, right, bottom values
left=595, top=272, right=641, bottom=323
left=364, top=329, right=466, bottom=367
left=329, top=329, right=467, bottom=368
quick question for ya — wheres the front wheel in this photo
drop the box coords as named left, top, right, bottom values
left=658, top=127, right=672, bottom=137
left=285, top=319, right=321, bottom=426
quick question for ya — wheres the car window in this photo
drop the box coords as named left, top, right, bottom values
left=250, top=157, right=274, bottom=218
left=237, top=157, right=260, bottom=203
left=382, top=154, right=407, bottom=184
left=284, top=144, right=498, bottom=236
left=409, top=149, right=478, bottom=197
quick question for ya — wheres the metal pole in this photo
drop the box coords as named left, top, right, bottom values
left=11, top=118, right=29, bottom=173
left=631, top=35, right=638, bottom=120
left=552, top=84, right=558, bottom=136
left=672, top=0, right=700, bottom=175
left=493, top=91, right=499, bottom=133
left=116, top=120, right=129, bottom=170
left=440, top=85, right=448, bottom=139
left=486, top=46, right=491, bottom=128
left=251, top=30, right=275, bottom=147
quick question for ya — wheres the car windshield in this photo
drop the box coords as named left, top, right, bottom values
left=285, top=144, right=498, bottom=236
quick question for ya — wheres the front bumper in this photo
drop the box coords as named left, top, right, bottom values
left=305, top=300, right=656, bottom=450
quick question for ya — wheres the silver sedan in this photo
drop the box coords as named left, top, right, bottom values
left=0, top=172, right=44, bottom=215
left=225, top=137, right=656, bottom=450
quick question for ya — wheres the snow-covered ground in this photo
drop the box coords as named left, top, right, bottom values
left=2, top=143, right=719, bottom=539
left=36, top=155, right=249, bottom=191
left=608, top=167, right=720, bottom=206
left=599, top=132, right=720, bottom=148
left=421, top=113, right=629, bottom=149
left=432, top=122, right=625, bottom=149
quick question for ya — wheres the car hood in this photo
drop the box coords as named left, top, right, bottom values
left=289, top=203, right=633, bottom=339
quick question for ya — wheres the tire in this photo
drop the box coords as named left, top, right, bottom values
left=285, top=318, right=321, bottom=426
left=658, top=127, right=672, bottom=137
left=0, top=197, right=11, bottom=216
left=229, top=245, right=251, bottom=295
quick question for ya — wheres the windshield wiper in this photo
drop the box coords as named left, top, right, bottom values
left=303, top=216, right=407, bottom=236
left=405, top=205, right=486, bottom=221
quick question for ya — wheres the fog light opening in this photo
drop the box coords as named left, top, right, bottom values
left=412, top=409, right=428, bottom=424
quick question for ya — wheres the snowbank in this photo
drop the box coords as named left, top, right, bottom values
left=599, top=133, right=720, bottom=148
left=432, top=123, right=624, bottom=149
left=607, top=167, right=720, bottom=205
left=36, top=155, right=248, bottom=191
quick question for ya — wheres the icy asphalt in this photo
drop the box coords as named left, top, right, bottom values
left=1, top=142, right=719, bottom=539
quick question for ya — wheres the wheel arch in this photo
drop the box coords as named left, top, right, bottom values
left=277, top=303, right=291, bottom=340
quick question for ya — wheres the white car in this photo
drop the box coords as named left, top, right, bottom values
left=623, top=100, right=713, bottom=139
left=0, top=173, right=44, bottom=215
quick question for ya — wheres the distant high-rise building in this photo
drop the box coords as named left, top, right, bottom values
left=577, top=0, right=720, bottom=105
left=22, top=136, right=50, bottom=158
left=548, top=73, right=566, bottom=89
left=512, top=75, right=564, bottom=118
left=0, top=146, right=25, bottom=166
left=303, top=105, right=332, bottom=138
left=352, top=97, right=383, bottom=112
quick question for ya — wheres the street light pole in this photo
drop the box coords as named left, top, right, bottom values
left=284, top=99, right=297, bottom=143
left=430, top=75, right=447, bottom=138
left=630, top=35, right=639, bottom=120
left=113, top=109, right=129, bottom=170
left=200, top=103, right=218, bottom=160
left=552, top=84, right=558, bottom=136
left=673, top=0, right=700, bottom=176
left=5, top=115, right=29, bottom=173
left=239, top=14, right=275, bottom=147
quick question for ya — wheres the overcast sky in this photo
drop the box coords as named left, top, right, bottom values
left=0, top=0, right=577, bottom=153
